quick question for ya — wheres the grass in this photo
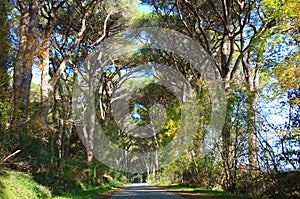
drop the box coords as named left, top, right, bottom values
left=0, top=168, right=124, bottom=199
left=51, top=183, right=124, bottom=199
left=0, top=169, right=51, bottom=199
left=156, top=183, right=254, bottom=199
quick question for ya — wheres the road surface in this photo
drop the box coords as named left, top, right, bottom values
left=109, top=183, right=186, bottom=199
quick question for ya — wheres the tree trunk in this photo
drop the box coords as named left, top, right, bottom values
left=221, top=106, right=234, bottom=190
left=243, top=58, right=260, bottom=170
left=12, top=1, right=28, bottom=120
left=87, top=79, right=96, bottom=163
left=23, top=0, right=38, bottom=105
left=11, top=0, right=38, bottom=143
left=247, top=91, right=259, bottom=170
left=40, top=36, right=51, bottom=125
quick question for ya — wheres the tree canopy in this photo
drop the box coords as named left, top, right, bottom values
left=0, top=0, right=299, bottom=198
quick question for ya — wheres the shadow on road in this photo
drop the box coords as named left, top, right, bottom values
left=93, top=183, right=233, bottom=199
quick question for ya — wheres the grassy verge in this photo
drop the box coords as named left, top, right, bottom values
left=155, top=183, right=254, bottom=199
left=0, top=168, right=124, bottom=199
left=51, top=183, right=124, bottom=199
left=0, top=169, right=51, bottom=199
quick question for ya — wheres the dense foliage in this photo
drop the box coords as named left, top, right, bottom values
left=0, top=0, right=299, bottom=198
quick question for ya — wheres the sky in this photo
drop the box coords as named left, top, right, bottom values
left=139, top=4, right=153, bottom=14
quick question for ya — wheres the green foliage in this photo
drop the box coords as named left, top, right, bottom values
left=0, top=0, right=11, bottom=70
left=0, top=0, right=11, bottom=149
left=44, top=157, right=126, bottom=194
left=132, top=12, right=160, bottom=27
left=30, top=82, right=41, bottom=102
left=0, top=168, right=124, bottom=199
left=157, top=100, right=180, bottom=146
left=0, top=101, right=12, bottom=144
left=1, top=0, right=299, bottom=199
left=275, top=52, right=300, bottom=91
left=262, top=0, right=300, bottom=29
left=51, top=183, right=124, bottom=199
left=0, top=169, right=51, bottom=199
left=261, top=0, right=299, bottom=90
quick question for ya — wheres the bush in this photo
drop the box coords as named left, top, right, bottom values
left=236, top=170, right=300, bottom=198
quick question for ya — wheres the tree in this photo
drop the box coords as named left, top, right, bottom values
left=262, top=0, right=300, bottom=171
left=0, top=0, right=10, bottom=95
left=10, top=0, right=39, bottom=147
left=141, top=0, right=297, bottom=167
left=0, top=0, right=12, bottom=154
left=38, top=0, right=134, bottom=124
left=136, top=1, right=300, bottom=193
left=32, top=0, right=136, bottom=163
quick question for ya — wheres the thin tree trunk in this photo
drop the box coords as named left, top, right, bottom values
left=247, top=91, right=259, bottom=170
left=221, top=110, right=233, bottom=190
left=84, top=67, right=96, bottom=164
left=40, top=36, right=51, bottom=125
left=243, top=58, right=260, bottom=170
left=87, top=103, right=95, bottom=163
left=152, top=131, right=159, bottom=180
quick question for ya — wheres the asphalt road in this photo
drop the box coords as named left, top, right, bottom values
left=109, top=183, right=186, bottom=199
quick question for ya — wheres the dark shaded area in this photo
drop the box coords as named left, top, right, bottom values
left=287, top=88, right=300, bottom=128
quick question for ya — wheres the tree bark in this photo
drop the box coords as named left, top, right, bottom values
left=40, top=35, right=51, bottom=125
left=11, top=0, right=38, bottom=142
left=242, top=53, right=260, bottom=169
left=246, top=74, right=260, bottom=169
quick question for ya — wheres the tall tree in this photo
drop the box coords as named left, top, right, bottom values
left=38, top=0, right=132, bottom=125
left=10, top=0, right=39, bottom=145
left=0, top=0, right=11, bottom=142
left=140, top=0, right=282, bottom=171
left=48, top=0, right=136, bottom=163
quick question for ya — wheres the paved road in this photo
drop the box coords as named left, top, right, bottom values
left=109, top=183, right=185, bottom=199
